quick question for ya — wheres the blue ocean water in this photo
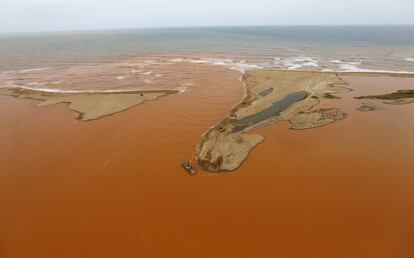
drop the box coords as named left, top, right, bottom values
left=0, top=25, right=413, bottom=72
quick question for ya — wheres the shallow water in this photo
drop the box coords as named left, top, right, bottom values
left=232, top=90, right=308, bottom=128
left=1, top=62, right=414, bottom=258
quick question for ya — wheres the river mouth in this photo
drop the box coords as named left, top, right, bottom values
left=2, top=54, right=414, bottom=257
left=231, top=91, right=309, bottom=132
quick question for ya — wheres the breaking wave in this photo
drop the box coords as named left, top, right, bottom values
left=0, top=85, right=183, bottom=94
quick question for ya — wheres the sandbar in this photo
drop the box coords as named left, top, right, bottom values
left=0, top=86, right=178, bottom=121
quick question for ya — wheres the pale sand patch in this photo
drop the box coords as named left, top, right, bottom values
left=289, top=108, right=348, bottom=130
left=197, top=131, right=264, bottom=172
left=0, top=86, right=178, bottom=121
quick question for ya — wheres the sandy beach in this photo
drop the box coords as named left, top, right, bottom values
left=1, top=58, right=414, bottom=257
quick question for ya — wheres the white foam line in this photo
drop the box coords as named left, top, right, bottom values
left=272, top=68, right=414, bottom=75
left=340, top=69, right=414, bottom=74
left=177, top=86, right=187, bottom=93
left=329, top=60, right=343, bottom=64
left=179, top=57, right=264, bottom=73
left=1, top=85, right=180, bottom=93
left=190, top=60, right=209, bottom=64
left=19, top=67, right=50, bottom=73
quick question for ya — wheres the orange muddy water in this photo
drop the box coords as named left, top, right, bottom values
left=1, top=65, right=414, bottom=258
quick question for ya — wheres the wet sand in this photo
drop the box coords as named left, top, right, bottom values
left=0, top=87, right=178, bottom=121
left=196, top=70, right=352, bottom=172
left=1, top=66, right=414, bottom=258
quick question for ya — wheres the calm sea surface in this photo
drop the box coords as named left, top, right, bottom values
left=0, top=25, right=414, bottom=73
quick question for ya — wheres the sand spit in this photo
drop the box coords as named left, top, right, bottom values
left=355, top=89, right=414, bottom=105
left=0, top=86, right=178, bottom=121
left=196, top=70, right=352, bottom=172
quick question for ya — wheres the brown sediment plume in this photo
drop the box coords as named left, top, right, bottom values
left=0, top=86, right=178, bottom=121
left=196, top=70, right=352, bottom=172
left=355, top=89, right=414, bottom=105
left=2, top=67, right=414, bottom=258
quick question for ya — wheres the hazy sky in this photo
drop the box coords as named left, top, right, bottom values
left=0, top=0, right=413, bottom=33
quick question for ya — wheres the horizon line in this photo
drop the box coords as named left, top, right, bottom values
left=1, top=24, right=414, bottom=35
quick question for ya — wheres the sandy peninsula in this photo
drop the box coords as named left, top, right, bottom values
left=195, top=70, right=414, bottom=172
left=196, top=70, right=353, bottom=172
